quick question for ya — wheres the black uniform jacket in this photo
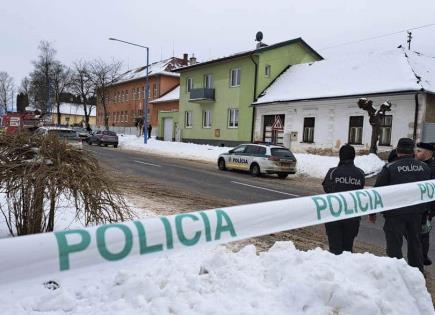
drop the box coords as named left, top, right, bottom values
left=322, top=160, right=365, bottom=194
left=375, top=156, right=431, bottom=216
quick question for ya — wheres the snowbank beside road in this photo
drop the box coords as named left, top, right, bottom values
left=119, top=135, right=385, bottom=178
left=0, top=242, right=432, bottom=314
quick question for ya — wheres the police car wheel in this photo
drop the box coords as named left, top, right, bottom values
left=250, top=163, right=261, bottom=177
left=218, top=158, right=226, bottom=171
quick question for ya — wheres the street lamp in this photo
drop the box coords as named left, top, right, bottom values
left=109, top=37, right=150, bottom=144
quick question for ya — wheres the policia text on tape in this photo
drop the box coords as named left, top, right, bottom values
left=0, top=180, right=434, bottom=284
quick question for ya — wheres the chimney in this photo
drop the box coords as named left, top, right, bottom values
left=189, top=54, right=197, bottom=65
left=182, top=53, right=188, bottom=65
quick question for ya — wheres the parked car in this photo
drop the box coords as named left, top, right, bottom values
left=86, top=130, right=118, bottom=148
left=72, top=127, right=90, bottom=140
left=217, top=143, right=297, bottom=179
left=35, top=127, right=83, bottom=149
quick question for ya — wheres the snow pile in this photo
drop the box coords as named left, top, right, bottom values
left=119, top=135, right=231, bottom=162
left=119, top=135, right=385, bottom=178
left=0, top=242, right=432, bottom=314
left=295, top=153, right=385, bottom=178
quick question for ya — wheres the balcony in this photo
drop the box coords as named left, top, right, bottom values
left=189, top=88, right=215, bottom=103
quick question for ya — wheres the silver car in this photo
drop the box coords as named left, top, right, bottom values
left=35, top=127, right=83, bottom=150
left=217, top=144, right=297, bottom=179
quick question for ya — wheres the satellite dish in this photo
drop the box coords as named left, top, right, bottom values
left=255, top=31, right=263, bottom=42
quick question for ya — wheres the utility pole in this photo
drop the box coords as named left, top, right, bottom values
left=407, top=31, right=413, bottom=50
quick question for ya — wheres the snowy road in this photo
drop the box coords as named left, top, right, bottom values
left=86, top=144, right=435, bottom=276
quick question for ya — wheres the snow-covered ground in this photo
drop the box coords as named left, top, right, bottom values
left=1, top=137, right=431, bottom=314
left=0, top=242, right=432, bottom=314
left=119, top=135, right=385, bottom=178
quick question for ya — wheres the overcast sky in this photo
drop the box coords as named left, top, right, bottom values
left=1, top=0, right=434, bottom=88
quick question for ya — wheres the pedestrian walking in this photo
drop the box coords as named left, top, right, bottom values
left=322, top=144, right=365, bottom=255
left=147, top=124, right=152, bottom=139
left=369, top=138, right=431, bottom=272
left=415, top=142, right=435, bottom=265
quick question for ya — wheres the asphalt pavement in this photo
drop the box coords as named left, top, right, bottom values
left=85, top=144, right=435, bottom=271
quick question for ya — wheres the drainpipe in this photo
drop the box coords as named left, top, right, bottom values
left=413, top=93, right=419, bottom=141
left=249, top=55, right=258, bottom=143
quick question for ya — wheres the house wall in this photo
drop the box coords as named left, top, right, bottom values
left=179, top=56, right=256, bottom=145
left=254, top=93, right=422, bottom=154
left=51, top=114, right=96, bottom=126
left=178, top=42, right=321, bottom=146
left=255, top=42, right=321, bottom=96
left=157, top=110, right=179, bottom=141
left=96, top=75, right=179, bottom=128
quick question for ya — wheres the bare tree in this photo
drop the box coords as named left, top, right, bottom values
left=89, top=59, right=121, bottom=130
left=358, top=98, right=392, bottom=154
left=71, top=60, right=95, bottom=131
left=29, top=41, right=57, bottom=115
left=0, top=133, right=132, bottom=236
left=51, top=62, right=71, bottom=125
left=0, top=71, right=14, bottom=114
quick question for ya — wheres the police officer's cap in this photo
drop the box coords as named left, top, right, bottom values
left=416, top=142, right=434, bottom=152
left=396, top=138, right=415, bottom=154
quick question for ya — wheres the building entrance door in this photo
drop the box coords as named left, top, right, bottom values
left=263, top=114, right=284, bottom=145
left=163, top=118, right=173, bottom=141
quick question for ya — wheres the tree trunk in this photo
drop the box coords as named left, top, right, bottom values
left=369, top=124, right=379, bottom=154
left=56, top=102, right=61, bottom=126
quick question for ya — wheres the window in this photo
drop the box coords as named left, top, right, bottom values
left=228, top=108, right=239, bottom=128
left=379, top=115, right=392, bottom=146
left=185, top=111, right=192, bottom=128
left=245, top=145, right=266, bottom=156
left=121, top=91, right=125, bottom=102
left=202, top=110, right=212, bottom=128
left=303, top=117, right=315, bottom=143
left=204, top=74, right=213, bottom=89
left=187, top=78, right=193, bottom=92
left=125, top=111, right=129, bottom=123
left=348, top=116, right=364, bottom=144
left=153, top=83, right=158, bottom=97
left=232, top=145, right=247, bottom=154
left=230, top=68, right=241, bottom=87
left=125, top=90, right=128, bottom=101
left=265, top=65, right=271, bottom=77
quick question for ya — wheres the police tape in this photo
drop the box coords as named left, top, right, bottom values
left=0, top=179, right=434, bottom=284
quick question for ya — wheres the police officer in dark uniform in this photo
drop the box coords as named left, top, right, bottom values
left=369, top=138, right=431, bottom=272
left=415, top=142, right=435, bottom=265
left=322, top=144, right=365, bottom=255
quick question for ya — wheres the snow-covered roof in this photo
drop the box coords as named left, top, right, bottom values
left=51, top=103, right=96, bottom=116
left=255, top=48, right=435, bottom=104
left=114, top=57, right=183, bottom=85
left=150, top=86, right=180, bottom=104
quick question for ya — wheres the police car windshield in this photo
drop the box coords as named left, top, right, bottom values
left=271, top=148, right=294, bottom=158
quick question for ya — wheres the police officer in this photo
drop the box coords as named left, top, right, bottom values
left=369, top=138, right=431, bottom=272
left=415, top=142, right=435, bottom=265
left=322, top=144, right=365, bottom=255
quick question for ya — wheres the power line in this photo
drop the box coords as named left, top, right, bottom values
left=320, top=22, right=435, bottom=50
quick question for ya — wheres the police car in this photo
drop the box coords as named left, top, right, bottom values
left=217, top=143, right=297, bottom=179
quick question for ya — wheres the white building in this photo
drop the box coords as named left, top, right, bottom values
left=252, top=48, right=435, bottom=154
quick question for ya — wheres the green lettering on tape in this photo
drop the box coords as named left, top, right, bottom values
left=134, top=221, right=163, bottom=254
left=215, top=209, right=237, bottom=240
left=96, top=224, right=133, bottom=261
left=175, top=214, right=201, bottom=246
left=313, top=196, right=327, bottom=220
left=55, top=229, right=91, bottom=271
